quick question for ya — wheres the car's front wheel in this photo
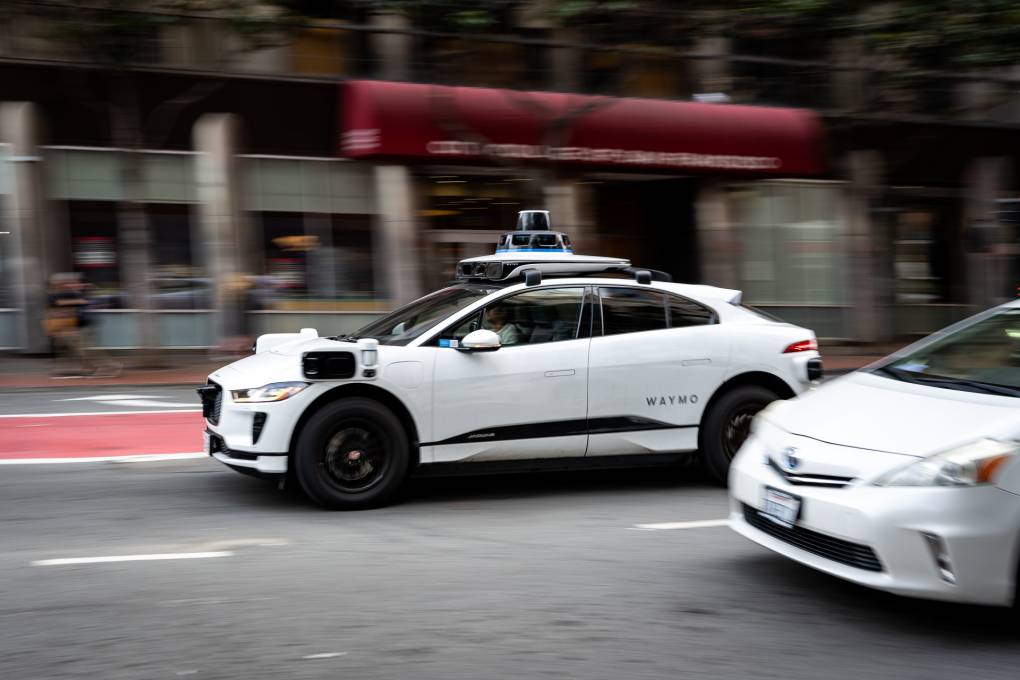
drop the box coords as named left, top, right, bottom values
left=294, top=397, right=410, bottom=509
left=700, top=385, right=779, bottom=485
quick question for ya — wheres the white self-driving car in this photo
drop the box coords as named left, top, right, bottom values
left=200, top=212, right=821, bottom=508
left=730, top=300, right=1020, bottom=606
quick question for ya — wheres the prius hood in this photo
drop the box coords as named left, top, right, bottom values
left=767, top=371, right=1020, bottom=457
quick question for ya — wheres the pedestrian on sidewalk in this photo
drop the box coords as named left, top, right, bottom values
left=45, top=273, right=91, bottom=376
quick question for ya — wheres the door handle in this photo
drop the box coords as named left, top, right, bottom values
left=544, top=369, right=575, bottom=378
left=681, top=359, right=711, bottom=367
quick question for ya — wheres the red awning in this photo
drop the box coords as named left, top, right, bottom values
left=341, top=80, right=824, bottom=176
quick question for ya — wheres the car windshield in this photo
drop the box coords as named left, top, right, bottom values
left=350, top=284, right=497, bottom=346
left=874, top=308, right=1020, bottom=397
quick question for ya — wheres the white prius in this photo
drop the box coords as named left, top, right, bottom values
left=730, top=300, right=1020, bottom=606
left=200, top=211, right=820, bottom=508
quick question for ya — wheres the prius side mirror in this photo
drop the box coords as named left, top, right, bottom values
left=459, top=329, right=501, bottom=352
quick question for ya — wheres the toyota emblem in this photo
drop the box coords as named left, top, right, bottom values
left=782, top=447, right=800, bottom=470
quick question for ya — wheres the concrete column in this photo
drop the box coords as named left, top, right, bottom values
left=549, top=29, right=581, bottom=92
left=694, top=182, right=739, bottom=290
left=691, top=36, right=732, bottom=97
left=373, top=165, right=421, bottom=306
left=193, top=113, right=248, bottom=344
left=830, top=39, right=867, bottom=112
left=963, top=157, right=1011, bottom=308
left=1, top=102, right=53, bottom=353
left=844, top=150, right=885, bottom=342
left=544, top=180, right=597, bottom=255
left=370, top=12, right=412, bottom=81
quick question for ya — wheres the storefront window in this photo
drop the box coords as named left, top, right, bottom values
left=66, top=200, right=122, bottom=305
left=257, top=211, right=375, bottom=304
left=729, top=182, right=847, bottom=306
left=418, top=172, right=530, bottom=231
left=245, top=157, right=378, bottom=307
left=149, top=204, right=204, bottom=309
left=873, top=190, right=961, bottom=305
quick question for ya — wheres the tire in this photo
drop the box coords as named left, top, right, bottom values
left=700, top=385, right=780, bottom=486
left=294, top=397, right=410, bottom=509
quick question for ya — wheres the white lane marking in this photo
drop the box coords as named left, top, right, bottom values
left=629, top=519, right=730, bottom=531
left=57, top=395, right=196, bottom=407
left=32, top=551, right=233, bottom=566
left=175, top=671, right=199, bottom=676
left=302, top=653, right=348, bottom=660
left=96, top=399, right=196, bottom=408
left=0, top=409, right=201, bottom=418
left=58, top=394, right=163, bottom=401
left=0, top=452, right=205, bottom=465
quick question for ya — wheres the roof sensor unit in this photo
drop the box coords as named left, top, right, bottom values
left=517, top=210, right=551, bottom=231
left=635, top=270, right=653, bottom=285
left=523, top=269, right=542, bottom=286
left=497, top=210, right=571, bottom=253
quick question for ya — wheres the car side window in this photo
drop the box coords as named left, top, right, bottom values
left=599, top=287, right=667, bottom=336
left=433, top=287, right=585, bottom=347
left=668, top=296, right=716, bottom=327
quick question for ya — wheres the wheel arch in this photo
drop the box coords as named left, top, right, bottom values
left=698, top=371, right=796, bottom=438
left=289, top=384, right=422, bottom=468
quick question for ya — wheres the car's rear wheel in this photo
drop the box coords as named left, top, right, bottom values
left=295, top=398, right=409, bottom=509
left=700, top=385, right=779, bottom=485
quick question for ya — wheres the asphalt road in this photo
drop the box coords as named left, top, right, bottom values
left=0, top=385, right=201, bottom=415
left=3, top=383, right=1020, bottom=679
left=3, top=455, right=1020, bottom=680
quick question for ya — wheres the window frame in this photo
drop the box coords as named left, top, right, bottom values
left=595, top=285, right=718, bottom=337
left=426, top=284, right=593, bottom=348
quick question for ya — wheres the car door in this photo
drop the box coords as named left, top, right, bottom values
left=427, top=285, right=592, bottom=463
left=586, top=286, right=731, bottom=457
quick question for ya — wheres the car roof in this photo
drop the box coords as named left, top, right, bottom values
left=488, top=277, right=742, bottom=305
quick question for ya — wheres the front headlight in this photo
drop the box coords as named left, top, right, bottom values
left=874, top=439, right=1017, bottom=487
left=231, top=382, right=308, bottom=403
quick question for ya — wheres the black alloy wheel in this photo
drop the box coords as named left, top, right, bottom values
left=295, top=397, right=410, bottom=509
left=700, top=384, right=780, bottom=486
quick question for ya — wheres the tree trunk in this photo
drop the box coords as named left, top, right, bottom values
left=110, top=72, right=159, bottom=361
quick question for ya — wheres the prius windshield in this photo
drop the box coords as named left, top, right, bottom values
left=874, top=308, right=1020, bottom=397
left=351, top=284, right=497, bottom=346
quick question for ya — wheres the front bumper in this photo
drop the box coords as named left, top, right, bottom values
left=200, top=378, right=317, bottom=476
left=729, top=435, right=1020, bottom=606
left=205, top=430, right=287, bottom=477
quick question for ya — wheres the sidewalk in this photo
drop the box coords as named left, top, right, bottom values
left=0, top=355, right=226, bottom=389
left=0, top=342, right=904, bottom=389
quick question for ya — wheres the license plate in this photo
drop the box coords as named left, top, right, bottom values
left=203, top=431, right=211, bottom=456
left=760, top=486, right=801, bottom=528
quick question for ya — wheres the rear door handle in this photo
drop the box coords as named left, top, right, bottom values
left=544, top=369, right=575, bottom=378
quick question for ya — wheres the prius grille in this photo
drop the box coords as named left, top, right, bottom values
left=767, top=458, right=854, bottom=488
left=742, top=504, right=883, bottom=572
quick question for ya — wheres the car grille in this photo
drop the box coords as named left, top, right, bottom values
left=204, top=381, right=223, bottom=425
left=767, top=458, right=854, bottom=488
left=742, top=503, right=883, bottom=572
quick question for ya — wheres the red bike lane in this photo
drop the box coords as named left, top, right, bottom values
left=0, top=411, right=205, bottom=460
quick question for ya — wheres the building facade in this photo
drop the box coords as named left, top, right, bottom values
left=0, top=8, right=1018, bottom=351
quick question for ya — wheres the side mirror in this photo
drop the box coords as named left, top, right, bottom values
left=459, top=329, right=501, bottom=352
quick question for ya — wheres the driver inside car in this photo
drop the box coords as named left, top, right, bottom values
left=483, top=305, right=523, bottom=345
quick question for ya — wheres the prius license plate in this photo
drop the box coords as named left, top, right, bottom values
left=760, top=487, right=801, bottom=528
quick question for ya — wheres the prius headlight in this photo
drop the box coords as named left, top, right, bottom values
left=874, top=439, right=1018, bottom=487
left=231, top=382, right=308, bottom=403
